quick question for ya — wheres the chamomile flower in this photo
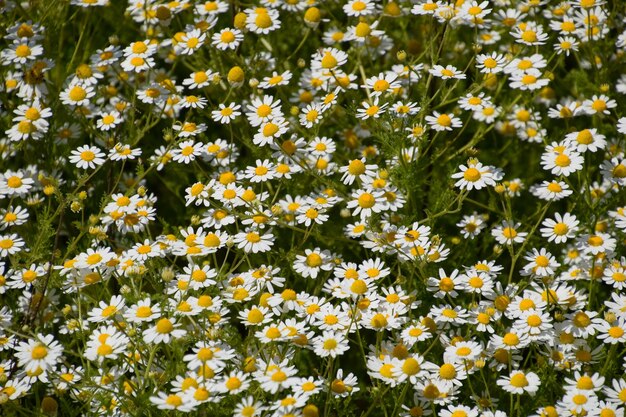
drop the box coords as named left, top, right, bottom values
left=564, top=128, right=606, bottom=153
left=457, top=213, right=487, bottom=239
left=492, top=221, right=527, bottom=245
left=212, top=28, right=243, bottom=50
left=363, top=72, right=401, bottom=97
left=357, top=98, right=388, bottom=120
left=540, top=213, right=579, bottom=244
left=120, top=54, right=154, bottom=72
left=87, top=295, right=126, bottom=323
left=246, top=7, right=281, bottom=35
left=299, top=103, right=324, bottom=128
left=330, top=369, right=360, bottom=397
left=497, top=370, right=541, bottom=395
left=601, top=157, right=626, bottom=186
left=312, top=48, right=349, bottom=71
left=564, top=310, right=605, bottom=338
left=522, top=248, right=561, bottom=277
left=211, top=102, right=241, bottom=124
left=540, top=143, right=584, bottom=177
left=143, top=317, right=186, bottom=344
left=245, top=159, right=276, bottom=183
left=452, top=159, right=496, bottom=191
left=150, top=391, right=198, bottom=412
left=339, top=158, right=377, bottom=185
left=14, top=334, right=63, bottom=373
left=343, top=0, right=377, bottom=17
left=513, top=23, right=549, bottom=45
left=580, top=94, right=616, bottom=115
left=96, top=110, right=122, bottom=131
left=179, top=95, right=207, bottom=109
left=124, top=298, right=160, bottom=323
left=430, top=64, right=466, bottom=80
left=0, top=171, right=34, bottom=196
left=172, top=140, right=204, bottom=163
left=233, top=229, right=274, bottom=253
left=69, top=145, right=106, bottom=169
left=253, top=118, right=289, bottom=146
left=258, top=71, right=292, bottom=89
left=109, top=143, right=141, bottom=161
left=577, top=232, right=617, bottom=256
left=2, top=40, right=43, bottom=65
left=509, top=69, right=550, bottom=91
left=346, top=188, right=385, bottom=219
left=84, top=325, right=130, bottom=362
left=603, top=263, right=626, bottom=290
left=597, top=318, right=626, bottom=344
left=531, top=180, right=573, bottom=201
left=233, top=397, right=266, bottom=417
left=60, top=84, right=95, bottom=107
left=555, top=36, right=580, bottom=56
left=293, top=248, right=333, bottom=279
left=176, top=29, right=206, bottom=55
left=246, top=95, right=283, bottom=126
left=0, top=206, right=28, bottom=230
left=313, top=331, right=350, bottom=358
left=426, top=111, right=463, bottom=131
left=476, top=52, right=507, bottom=73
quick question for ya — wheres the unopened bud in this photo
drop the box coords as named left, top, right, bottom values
left=227, top=66, right=245, bottom=86
left=70, top=201, right=82, bottom=213
left=604, top=312, right=616, bottom=324
left=303, top=404, right=319, bottom=417
left=161, top=267, right=175, bottom=282
left=303, top=7, right=321, bottom=27
left=41, top=396, right=58, bottom=416
left=43, top=185, right=55, bottom=196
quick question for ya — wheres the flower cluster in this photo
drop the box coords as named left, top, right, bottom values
left=1, top=0, right=626, bottom=417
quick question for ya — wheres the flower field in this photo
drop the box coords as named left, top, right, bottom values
left=1, top=0, right=626, bottom=416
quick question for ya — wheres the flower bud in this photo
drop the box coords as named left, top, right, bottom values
left=384, top=1, right=402, bottom=17
left=41, top=397, right=58, bottom=416
left=304, top=7, right=321, bottom=27
left=234, top=12, right=247, bottom=30
left=156, top=6, right=171, bottom=21
left=303, top=404, right=319, bottom=417
left=161, top=267, right=175, bottom=282
left=227, top=66, right=245, bottom=86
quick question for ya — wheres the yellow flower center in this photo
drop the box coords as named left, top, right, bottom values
left=357, top=192, right=375, bottom=208
left=510, top=373, right=529, bottom=388
left=156, top=318, right=174, bottom=333
left=69, top=86, right=87, bottom=102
